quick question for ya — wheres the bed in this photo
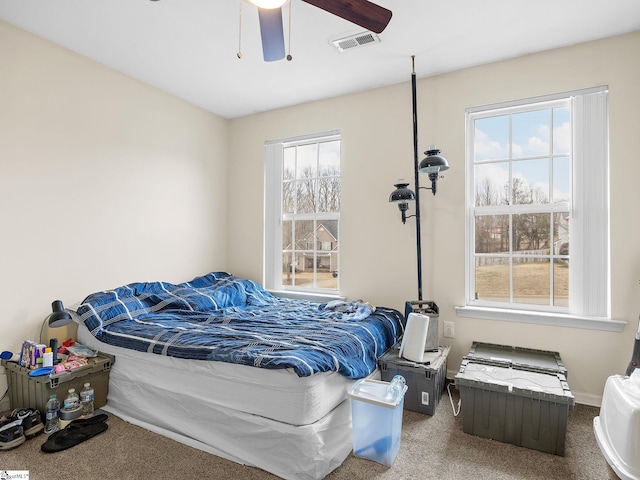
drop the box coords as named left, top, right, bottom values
left=71, top=272, right=404, bottom=480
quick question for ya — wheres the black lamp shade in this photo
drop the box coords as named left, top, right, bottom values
left=419, top=147, right=449, bottom=174
left=48, top=300, right=72, bottom=328
left=389, top=183, right=416, bottom=203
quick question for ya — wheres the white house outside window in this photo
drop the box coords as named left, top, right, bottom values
left=264, top=132, right=341, bottom=296
left=457, top=87, right=624, bottom=332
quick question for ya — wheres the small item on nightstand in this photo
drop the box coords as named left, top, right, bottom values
left=80, top=383, right=95, bottom=418
left=43, top=348, right=53, bottom=367
left=44, top=394, right=60, bottom=435
left=63, top=388, right=79, bottom=410
left=49, top=338, right=59, bottom=365
left=0, top=351, right=19, bottom=362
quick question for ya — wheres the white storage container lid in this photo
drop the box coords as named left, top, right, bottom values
left=347, top=378, right=407, bottom=408
left=455, top=361, right=574, bottom=406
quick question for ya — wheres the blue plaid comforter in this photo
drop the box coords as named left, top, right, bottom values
left=76, top=272, right=403, bottom=379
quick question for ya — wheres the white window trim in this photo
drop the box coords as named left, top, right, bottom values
left=459, top=86, right=625, bottom=331
left=264, top=130, right=342, bottom=297
left=455, top=306, right=625, bottom=332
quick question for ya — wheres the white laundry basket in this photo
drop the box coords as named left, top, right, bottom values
left=594, top=371, right=640, bottom=480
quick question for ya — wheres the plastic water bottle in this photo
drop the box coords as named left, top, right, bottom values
left=80, top=382, right=95, bottom=417
left=387, top=375, right=407, bottom=400
left=64, top=388, right=79, bottom=409
left=44, top=394, right=60, bottom=434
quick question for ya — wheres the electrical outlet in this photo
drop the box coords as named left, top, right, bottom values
left=443, top=321, right=455, bottom=338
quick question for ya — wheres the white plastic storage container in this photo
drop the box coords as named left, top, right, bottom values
left=347, top=378, right=407, bottom=467
left=594, top=372, right=640, bottom=480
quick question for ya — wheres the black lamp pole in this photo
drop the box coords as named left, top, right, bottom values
left=411, top=56, right=424, bottom=302
left=389, top=57, right=449, bottom=305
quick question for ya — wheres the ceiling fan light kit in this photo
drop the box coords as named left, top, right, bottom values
left=249, top=0, right=288, bottom=8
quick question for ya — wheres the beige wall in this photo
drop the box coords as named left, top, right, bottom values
left=2, top=17, right=638, bottom=406
left=228, top=31, right=640, bottom=405
left=0, top=20, right=229, bottom=393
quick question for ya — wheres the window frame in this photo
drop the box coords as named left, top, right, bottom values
left=264, top=131, right=342, bottom=299
left=456, top=87, right=625, bottom=332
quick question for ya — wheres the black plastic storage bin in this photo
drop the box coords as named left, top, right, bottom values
left=455, top=343, right=574, bottom=456
left=378, top=343, right=449, bottom=416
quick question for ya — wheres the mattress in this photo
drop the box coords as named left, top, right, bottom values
left=77, top=322, right=352, bottom=426
left=78, top=322, right=361, bottom=479
left=75, top=272, right=403, bottom=379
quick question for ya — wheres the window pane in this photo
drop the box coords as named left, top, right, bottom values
left=296, top=180, right=316, bottom=214
left=475, top=214, right=509, bottom=253
left=282, top=220, right=292, bottom=250
left=317, top=269, right=338, bottom=289
left=283, top=181, right=294, bottom=213
left=475, top=162, right=508, bottom=206
left=294, top=220, right=314, bottom=250
left=283, top=147, right=295, bottom=179
left=553, top=107, right=571, bottom=155
left=553, top=156, right=570, bottom=202
left=318, top=141, right=340, bottom=176
left=553, top=258, right=569, bottom=307
left=293, top=252, right=315, bottom=287
left=475, top=256, right=510, bottom=301
left=512, top=109, right=550, bottom=158
left=318, top=221, right=338, bottom=250
left=474, top=115, right=509, bottom=162
left=513, top=258, right=550, bottom=305
left=282, top=252, right=294, bottom=286
left=512, top=213, right=550, bottom=252
left=512, top=158, right=550, bottom=204
left=296, top=144, right=317, bottom=179
left=553, top=212, right=570, bottom=256
left=317, top=177, right=340, bottom=213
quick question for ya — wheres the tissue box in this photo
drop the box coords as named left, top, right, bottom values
left=19, top=341, right=47, bottom=368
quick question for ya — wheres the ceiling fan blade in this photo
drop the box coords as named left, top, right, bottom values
left=258, top=8, right=286, bottom=62
left=302, top=0, right=392, bottom=34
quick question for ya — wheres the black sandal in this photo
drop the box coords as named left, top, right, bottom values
left=41, top=418, right=108, bottom=453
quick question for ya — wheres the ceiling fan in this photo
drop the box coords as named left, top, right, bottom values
left=248, top=0, right=392, bottom=62
left=149, top=0, right=392, bottom=62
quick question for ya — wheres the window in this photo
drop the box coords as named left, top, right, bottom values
left=264, top=132, right=341, bottom=295
left=459, top=87, right=622, bottom=331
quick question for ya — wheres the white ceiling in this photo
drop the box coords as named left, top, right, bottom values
left=1, top=0, right=639, bottom=119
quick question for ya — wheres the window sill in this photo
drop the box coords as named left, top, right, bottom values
left=455, top=306, right=626, bottom=332
left=267, top=289, right=345, bottom=303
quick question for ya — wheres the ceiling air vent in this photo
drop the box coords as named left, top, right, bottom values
left=331, top=31, right=380, bottom=53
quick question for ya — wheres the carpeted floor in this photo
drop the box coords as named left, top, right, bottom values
left=1, top=386, right=618, bottom=480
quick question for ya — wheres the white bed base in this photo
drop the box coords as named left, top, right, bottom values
left=77, top=324, right=358, bottom=479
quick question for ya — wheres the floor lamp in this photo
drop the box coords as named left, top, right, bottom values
left=389, top=56, right=449, bottom=314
